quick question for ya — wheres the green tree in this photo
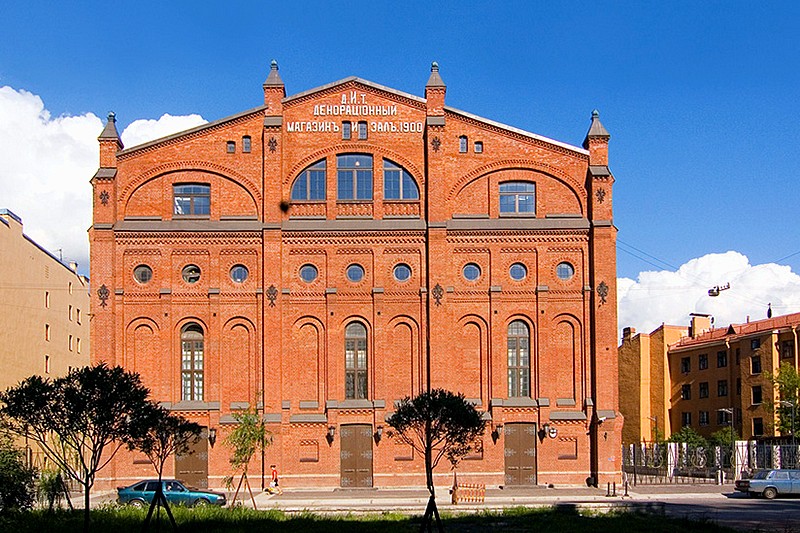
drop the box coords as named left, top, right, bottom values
left=0, top=364, right=154, bottom=532
left=0, top=430, right=37, bottom=513
left=668, top=426, right=708, bottom=448
left=709, top=426, right=739, bottom=447
left=224, top=403, right=271, bottom=508
left=127, top=405, right=201, bottom=530
left=764, top=362, right=800, bottom=438
left=387, top=389, right=485, bottom=532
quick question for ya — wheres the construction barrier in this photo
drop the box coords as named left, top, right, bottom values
left=450, top=482, right=486, bottom=504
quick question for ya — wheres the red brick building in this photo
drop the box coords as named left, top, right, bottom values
left=90, top=62, right=621, bottom=490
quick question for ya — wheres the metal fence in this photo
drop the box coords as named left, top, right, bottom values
left=622, top=441, right=800, bottom=485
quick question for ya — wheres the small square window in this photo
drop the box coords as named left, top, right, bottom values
left=751, top=338, right=761, bottom=350
left=474, top=141, right=483, bottom=153
left=226, top=141, right=236, bottom=153
left=242, top=136, right=251, bottom=153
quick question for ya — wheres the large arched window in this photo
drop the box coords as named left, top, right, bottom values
left=181, top=324, right=204, bottom=401
left=337, top=154, right=373, bottom=200
left=291, top=160, right=327, bottom=201
left=507, top=320, right=530, bottom=397
left=383, top=159, right=419, bottom=200
left=345, top=322, right=368, bottom=399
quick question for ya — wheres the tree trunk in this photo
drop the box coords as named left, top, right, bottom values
left=83, top=484, right=91, bottom=533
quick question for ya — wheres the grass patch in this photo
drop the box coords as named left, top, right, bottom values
left=0, top=504, right=737, bottom=532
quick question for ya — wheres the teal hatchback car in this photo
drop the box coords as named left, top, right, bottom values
left=117, top=479, right=227, bottom=507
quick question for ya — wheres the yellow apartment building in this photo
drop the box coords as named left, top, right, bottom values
left=0, top=208, right=90, bottom=392
left=620, top=312, right=800, bottom=443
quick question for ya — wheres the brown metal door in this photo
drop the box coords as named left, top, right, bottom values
left=175, top=426, right=209, bottom=488
left=504, top=423, right=537, bottom=486
left=340, top=424, right=373, bottom=487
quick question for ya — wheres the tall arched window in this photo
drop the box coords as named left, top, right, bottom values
left=345, top=322, right=368, bottom=399
left=507, top=320, right=530, bottom=397
left=291, top=160, right=327, bottom=201
left=181, top=324, right=204, bottom=401
left=383, top=160, right=419, bottom=200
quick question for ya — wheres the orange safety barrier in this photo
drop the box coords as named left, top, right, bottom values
left=450, top=482, right=486, bottom=504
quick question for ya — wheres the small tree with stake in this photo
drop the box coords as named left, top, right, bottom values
left=225, top=403, right=271, bottom=509
left=0, top=364, right=153, bottom=533
left=387, top=389, right=485, bottom=533
left=127, top=405, right=201, bottom=531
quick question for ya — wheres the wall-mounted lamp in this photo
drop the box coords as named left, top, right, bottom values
left=208, top=427, right=217, bottom=448
left=540, top=423, right=557, bottom=439
left=326, top=425, right=336, bottom=445
left=491, top=423, right=504, bottom=443
left=374, top=426, right=383, bottom=443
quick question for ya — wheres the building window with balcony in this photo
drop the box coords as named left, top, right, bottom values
left=291, top=160, right=327, bottom=201
left=173, top=184, right=210, bottom=216
left=337, top=154, right=373, bottom=200
left=181, top=324, right=204, bottom=401
left=345, top=322, right=368, bottom=400
left=507, top=320, right=530, bottom=397
left=699, top=382, right=709, bottom=398
left=699, top=354, right=708, bottom=370
left=718, top=380, right=728, bottom=397
left=717, top=350, right=728, bottom=368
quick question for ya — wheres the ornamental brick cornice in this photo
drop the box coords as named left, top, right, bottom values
left=445, top=110, right=590, bottom=161
left=117, top=108, right=264, bottom=160
left=452, top=247, right=490, bottom=254
left=288, top=248, right=327, bottom=255
left=283, top=233, right=425, bottom=246
left=120, top=160, right=262, bottom=206
left=447, top=159, right=587, bottom=205
left=446, top=232, right=588, bottom=243
left=383, top=248, right=422, bottom=255
left=284, top=78, right=427, bottom=112
left=284, top=143, right=423, bottom=188
left=122, top=249, right=163, bottom=256
left=499, top=247, right=538, bottom=253
left=335, top=248, right=373, bottom=255
left=117, top=232, right=262, bottom=246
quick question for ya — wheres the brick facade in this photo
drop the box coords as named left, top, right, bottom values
left=90, top=63, right=621, bottom=490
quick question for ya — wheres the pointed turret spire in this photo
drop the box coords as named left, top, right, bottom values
left=264, top=59, right=284, bottom=87
left=426, top=61, right=446, bottom=87
left=583, top=109, right=610, bottom=146
left=99, top=112, right=121, bottom=141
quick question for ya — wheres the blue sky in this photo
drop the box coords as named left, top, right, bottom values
left=2, top=1, right=799, bottom=332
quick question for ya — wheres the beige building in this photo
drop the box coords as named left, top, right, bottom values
left=620, top=312, right=800, bottom=443
left=0, top=209, right=89, bottom=391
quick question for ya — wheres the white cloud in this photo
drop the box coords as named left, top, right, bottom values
left=618, top=251, right=800, bottom=337
left=0, top=86, right=205, bottom=275
left=121, top=114, right=206, bottom=148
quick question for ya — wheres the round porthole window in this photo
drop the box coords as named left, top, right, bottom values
left=393, top=263, right=411, bottom=282
left=346, top=264, right=365, bottom=283
left=181, top=264, right=201, bottom=284
left=230, top=264, right=249, bottom=283
left=133, top=265, right=152, bottom=284
left=462, top=263, right=481, bottom=282
left=509, top=263, right=527, bottom=281
left=300, top=264, right=318, bottom=283
left=556, top=262, right=575, bottom=280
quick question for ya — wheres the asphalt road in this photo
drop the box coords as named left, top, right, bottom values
left=663, top=492, right=800, bottom=532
